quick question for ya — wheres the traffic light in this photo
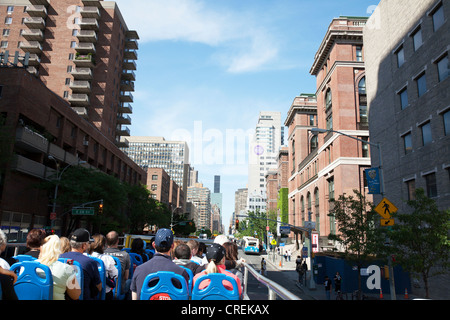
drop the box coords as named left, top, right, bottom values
left=99, top=203, right=103, bottom=215
left=235, top=219, right=239, bottom=230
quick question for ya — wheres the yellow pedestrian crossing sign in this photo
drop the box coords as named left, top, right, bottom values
left=271, top=239, right=277, bottom=246
left=375, top=197, right=398, bottom=220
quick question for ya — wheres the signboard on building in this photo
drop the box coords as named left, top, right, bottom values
left=365, top=167, right=381, bottom=194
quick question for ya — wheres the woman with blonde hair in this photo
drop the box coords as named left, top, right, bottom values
left=192, top=243, right=242, bottom=298
left=38, top=235, right=81, bottom=300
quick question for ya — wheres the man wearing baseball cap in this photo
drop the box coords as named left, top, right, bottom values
left=131, top=228, right=189, bottom=300
left=60, top=228, right=102, bottom=300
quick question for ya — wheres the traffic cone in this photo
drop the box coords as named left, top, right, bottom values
left=404, top=288, right=409, bottom=299
left=379, top=288, right=383, bottom=299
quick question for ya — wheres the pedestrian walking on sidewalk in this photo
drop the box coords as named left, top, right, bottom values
left=295, top=256, right=302, bottom=283
left=334, top=272, right=342, bottom=294
left=287, top=249, right=291, bottom=262
left=260, top=257, right=267, bottom=276
left=324, top=275, right=332, bottom=300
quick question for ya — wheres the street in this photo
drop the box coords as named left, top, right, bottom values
left=238, top=249, right=315, bottom=300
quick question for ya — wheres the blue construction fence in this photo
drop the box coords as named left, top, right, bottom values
left=313, top=255, right=411, bottom=295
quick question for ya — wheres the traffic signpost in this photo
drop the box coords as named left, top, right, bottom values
left=374, top=197, right=398, bottom=225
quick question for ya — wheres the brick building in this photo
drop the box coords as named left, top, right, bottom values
left=0, top=0, right=138, bottom=148
left=285, top=17, right=372, bottom=251
left=0, top=67, right=145, bottom=238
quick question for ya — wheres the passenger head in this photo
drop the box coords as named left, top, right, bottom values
left=26, top=229, right=46, bottom=250
left=222, top=241, right=238, bottom=261
left=186, top=239, right=199, bottom=256
left=38, top=235, right=61, bottom=266
left=153, top=228, right=174, bottom=254
left=174, top=243, right=191, bottom=260
left=69, top=228, right=93, bottom=252
left=60, top=237, right=71, bottom=253
left=105, top=231, right=119, bottom=247
left=0, top=229, right=7, bottom=253
left=89, top=234, right=106, bottom=255
left=205, top=243, right=226, bottom=274
left=214, top=235, right=230, bottom=246
left=131, top=237, right=145, bottom=253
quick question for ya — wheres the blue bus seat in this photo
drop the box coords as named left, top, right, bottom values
left=140, top=271, right=189, bottom=300
left=13, top=255, right=37, bottom=262
left=128, top=252, right=143, bottom=279
left=111, top=256, right=126, bottom=300
left=192, top=273, right=240, bottom=300
left=121, top=248, right=131, bottom=253
left=179, top=266, right=194, bottom=293
left=10, top=261, right=53, bottom=300
left=87, top=255, right=106, bottom=300
left=58, top=258, right=84, bottom=300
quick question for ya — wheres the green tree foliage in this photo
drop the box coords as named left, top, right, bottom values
left=387, top=188, right=450, bottom=299
left=236, top=210, right=277, bottom=244
left=41, top=166, right=170, bottom=235
left=328, top=190, right=383, bottom=292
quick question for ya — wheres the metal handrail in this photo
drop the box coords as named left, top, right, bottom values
left=241, top=262, right=301, bottom=300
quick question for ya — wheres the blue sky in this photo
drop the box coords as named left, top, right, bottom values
left=114, top=0, right=379, bottom=233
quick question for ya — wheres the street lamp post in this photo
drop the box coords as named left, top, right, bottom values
left=170, top=206, right=182, bottom=231
left=310, top=127, right=396, bottom=300
left=48, top=156, right=87, bottom=228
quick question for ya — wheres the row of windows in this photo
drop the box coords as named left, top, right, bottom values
left=405, top=167, right=449, bottom=200
left=395, top=2, right=445, bottom=69
left=402, top=109, right=450, bottom=154
left=397, top=54, right=448, bottom=110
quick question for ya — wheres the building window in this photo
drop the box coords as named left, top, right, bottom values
left=7, top=6, right=14, bottom=13
left=152, top=175, right=158, bottom=180
left=432, top=3, right=445, bottom=32
left=406, top=179, right=416, bottom=200
left=356, top=46, right=363, bottom=61
left=0, top=41, right=8, bottom=48
left=424, top=172, right=437, bottom=198
left=421, top=122, right=432, bottom=146
left=2, top=29, right=10, bottom=36
left=151, top=184, right=157, bottom=191
left=396, top=46, right=405, bottom=68
left=411, top=26, right=423, bottom=51
left=328, top=177, right=334, bottom=201
left=360, top=105, right=368, bottom=123
left=416, top=73, right=427, bottom=97
left=361, top=136, right=369, bottom=157
left=403, top=132, right=413, bottom=154
left=443, top=110, right=450, bottom=136
left=436, top=54, right=449, bottom=82
left=326, top=114, right=333, bottom=130
left=310, top=135, right=318, bottom=152
left=399, top=87, right=409, bottom=109
left=325, top=89, right=332, bottom=110
left=309, top=115, right=315, bottom=126
left=358, top=77, right=366, bottom=94
left=4, top=17, right=12, bottom=25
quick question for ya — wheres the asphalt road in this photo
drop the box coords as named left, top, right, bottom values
left=239, top=249, right=314, bottom=300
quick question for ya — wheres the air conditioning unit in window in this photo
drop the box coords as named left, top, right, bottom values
left=83, top=140, right=89, bottom=146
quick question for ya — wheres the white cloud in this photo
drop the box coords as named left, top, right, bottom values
left=115, top=0, right=280, bottom=73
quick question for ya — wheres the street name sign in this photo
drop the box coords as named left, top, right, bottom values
left=72, top=207, right=94, bottom=216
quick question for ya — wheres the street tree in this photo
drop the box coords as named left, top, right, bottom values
left=237, top=210, right=277, bottom=245
left=387, top=188, right=450, bottom=299
left=328, top=190, right=383, bottom=296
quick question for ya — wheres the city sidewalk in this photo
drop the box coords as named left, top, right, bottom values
left=261, top=250, right=417, bottom=301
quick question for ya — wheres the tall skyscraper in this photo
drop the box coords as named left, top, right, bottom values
left=247, top=111, right=284, bottom=213
left=122, top=136, right=190, bottom=191
left=211, top=175, right=222, bottom=230
left=214, top=175, right=220, bottom=193
left=187, top=183, right=211, bottom=230
left=0, top=0, right=139, bottom=148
